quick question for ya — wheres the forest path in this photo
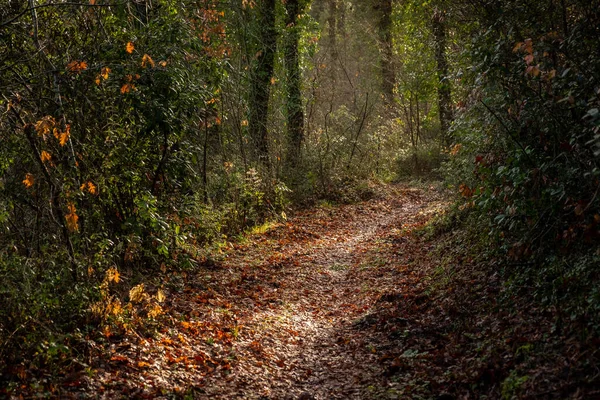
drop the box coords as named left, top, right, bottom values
left=196, top=184, right=447, bottom=399
left=85, top=184, right=448, bottom=399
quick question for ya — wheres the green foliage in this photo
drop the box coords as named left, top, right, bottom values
left=442, top=0, right=600, bottom=333
left=501, top=370, right=529, bottom=400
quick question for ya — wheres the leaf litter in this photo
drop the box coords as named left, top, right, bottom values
left=12, top=183, right=600, bottom=399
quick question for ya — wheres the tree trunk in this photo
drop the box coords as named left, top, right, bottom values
left=248, top=0, right=277, bottom=167
left=284, top=0, right=305, bottom=167
left=432, top=7, right=453, bottom=145
left=327, top=0, right=337, bottom=60
left=377, top=0, right=395, bottom=107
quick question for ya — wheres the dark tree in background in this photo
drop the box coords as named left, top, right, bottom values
left=248, top=0, right=278, bottom=168
left=431, top=6, right=453, bottom=145
left=375, top=0, right=395, bottom=107
left=284, top=0, right=306, bottom=168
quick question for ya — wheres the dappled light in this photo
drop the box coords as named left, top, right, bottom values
left=1, top=0, right=600, bottom=398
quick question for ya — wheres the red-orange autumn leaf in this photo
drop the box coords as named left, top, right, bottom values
left=80, top=181, right=97, bottom=195
left=40, top=150, right=52, bottom=163
left=65, top=202, right=79, bottom=232
left=95, top=67, right=111, bottom=85
left=459, top=183, right=474, bottom=198
left=67, top=60, right=88, bottom=73
left=35, top=116, right=56, bottom=136
left=61, top=125, right=71, bottom=146
left=121, top=83, right=135, bottom=94
left=23, top=173, right=34, bottom=188
left=141, top=54, right=155, bottom=68
left=126, top=41, right=135, bottom=54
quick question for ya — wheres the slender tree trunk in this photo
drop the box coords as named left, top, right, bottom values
left=284, top=0, right=305, bottom=167
left=327, top=0, right=337, bottom=60
left=432, top=7, right=453, bottom=145
left=248, top=0, right=277, bottom=167
left=377, top=0, right=395, bottom=107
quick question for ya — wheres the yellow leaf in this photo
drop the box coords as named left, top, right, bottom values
left=106, top=266, right=120, bottom=283
left=101, top=66, right=111, bottom=79
left=87, top=181, right=97, bottom=194
left=111, top=299, right=123, bottom=315
left=148, top=304, right=163, bottom=318
left=40, top=150, right=52, bottom=163
left=95, top=75, right=101, bottom=85
left=270, top=76, right=277, bottom=85
left=141, top=54, right=155, bottom=68
left=126, top=41, right=135, bottom=54
left=241, top=119, right=248, bottom=127
left=159, top=60, right=167, bottom=67
left=129, top=283, right=145, bottom=303
left=23, top=173, right=34, bottom=188
left=156, top=289, right=166, bottom=303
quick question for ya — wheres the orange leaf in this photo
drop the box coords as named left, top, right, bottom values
left=35, top=116, right=56, bottom=136
left=141, top=54, right=155, bottom=68
left=40, top=150, right=52, bottom=163
left=65, top=202, right=79, bottom=232
left=449, top=143, right=462, bottom=156
left=512, top=42, right=523, bottom=53
left=59, top=124, right=70, bottom=146
left=67, top=60, right=88, bottom=73
left=120, top=83, right=135, bottom=94
left=126, top=41, right=135, bottom=54
left=106, top=266, right=120, bottom=283
left=23, top=173, right=34, bottom=188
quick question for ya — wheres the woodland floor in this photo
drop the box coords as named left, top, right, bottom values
left=10, top=183, right=600, bottom=399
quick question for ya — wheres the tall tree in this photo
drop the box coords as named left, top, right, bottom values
left=248, top=0, right=278, bottom=167
left=375, top=0, right=395, bottom=107
left=284, top=0, right=306, bottom=167
left=432, top=6, right=453, bottom=144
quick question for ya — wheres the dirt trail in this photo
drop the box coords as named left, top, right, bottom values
left=83, top=185, right=447, bottom=399
left=197, top=186, right=445, bottom=399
